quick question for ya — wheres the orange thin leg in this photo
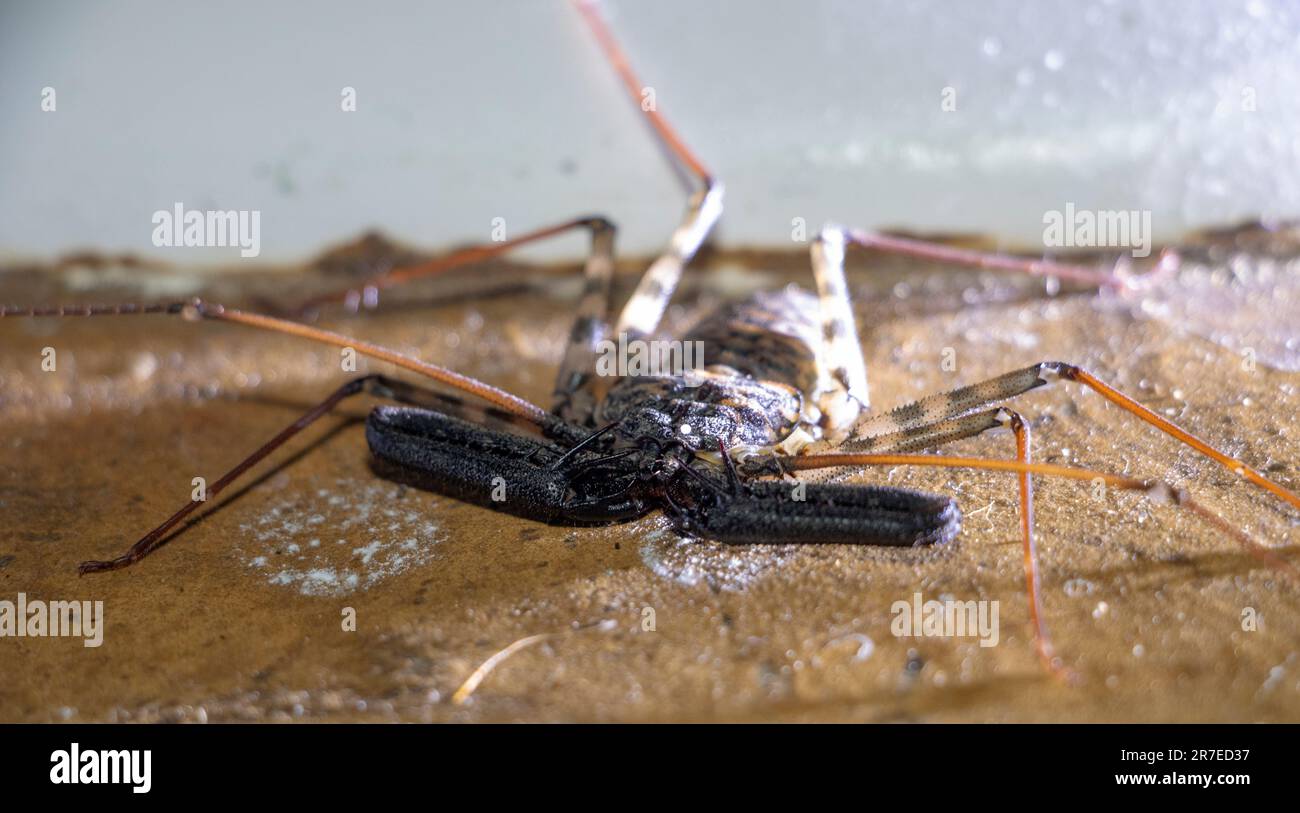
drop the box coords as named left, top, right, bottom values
left=197, top=302, right=549, bottom=424
left=574, top=0, right=713, bottom=186
left=778, top=452, right=1295, bottom=576
left=77, top=374, right=473, bottom=575
left=774, top=448, right=1294, bottom=674
left=0, top=300, right=551, bottom=427
left=292, top=216, right=613, bottom=317
left=1001, top=410, right=1062, bottom=677
left=845, top=229, right=1178, bottom=291
left=574, top=0, right=722, bottom=339
left=844, top=361, right=1300, bottom=515
left=1058, top=364, right=1300, bottom=512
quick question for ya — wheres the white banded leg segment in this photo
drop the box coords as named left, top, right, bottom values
left=846, top=364, right=1053, bottom=443
left=841, top=407, right=1010, bottom=454
left=614, top=183, right=724, bottom=337
left=824, top=360, right=1300, bottom=517
left=553, top=219, right=618, bottom=423
left=811, top=226, right=871, bottom=434
left=795, top=406, right=1020, bottom=484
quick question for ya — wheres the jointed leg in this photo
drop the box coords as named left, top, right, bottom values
left=78, top=374, right=457, bottom=574
left=553, top=218, right=618, bottom=423
left=2, top=301, right=556, bottom=428
left=270, top=213, right=622, bottom=425
left=576, top=0, right=724, bottom=341
left=612, top=184, right=724, bottom=339
left=782, top=366, right=1296, bottom=672
left=209, top=302, right=558, bottom=427
left=300, top=0, right=727, bottom=412
left=798, top=407, right=1009, bottom=484
left=768, top=447, right=1293, bottom=672
left=844, top=228, right=1180, bottom=292
left=298, top=213, right=620, bottom=424
left=776, top=451, right=1294, bottom=573
left=841, top=366, right=1048, bottom=445
left=801, top=221, right=1177, bottom=439
left=842, top=405, right=1005, bottom=455
left=291, top=216, right=616, bottom=318
left=1002, top=409, right=1055, bottom=674
left=826, top=404, right=1057, bottom=672
left=810, top=227, right=872, bottom=433
left=835, top=361, right=1300, bottom=513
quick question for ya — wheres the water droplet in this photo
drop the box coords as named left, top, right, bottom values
left=1064, top=578, right=1095, bottom=597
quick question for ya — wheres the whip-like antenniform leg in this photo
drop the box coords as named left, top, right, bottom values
left=0, top=301, right=552, bottom=427
left=844, top=228, right=1179, bottom=292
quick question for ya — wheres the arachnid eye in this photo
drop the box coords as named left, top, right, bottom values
left=679, top=423, right=693, bottom=435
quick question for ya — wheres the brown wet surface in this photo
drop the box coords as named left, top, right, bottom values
left=1, top=227, right=1298, bottom=722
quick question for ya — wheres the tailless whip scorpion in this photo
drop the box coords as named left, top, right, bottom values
left=2, top=0, right=1297, bottom=677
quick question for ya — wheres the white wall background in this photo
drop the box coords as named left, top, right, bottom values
left=1, top=0, right=1298, bottom=264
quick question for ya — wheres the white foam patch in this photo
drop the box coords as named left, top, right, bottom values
left=239, top=478, right=444, bottom=596
left=638, top=524, right=793, bottom=592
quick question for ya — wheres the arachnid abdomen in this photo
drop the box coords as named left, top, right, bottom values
left=597, top=286, right=827, bottom=453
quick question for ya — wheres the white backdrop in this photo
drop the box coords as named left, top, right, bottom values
left=1, top=0, right=1297, bottom=264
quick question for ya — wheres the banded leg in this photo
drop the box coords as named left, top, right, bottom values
left=834, top=361, right=1300, bottom=513
left=553, top=218, right=617, bottom=424
left=813, top=404, right=1058, bottom=671
left=613, top=184, right=724, bottom=340
left=800, top=224, right=1180, bottom=441
left=799, top=407, right=1008, bottom=485
left=847, top=406, right=1010, bottom=454
left=842, top=368, right=1048, bottom=446
left=577, top=0, right=724, bottom=341
left=270, top=214, right=621, bottom=425
left=810, top=227, right=872, bottom=435
left=768, top=445, right=1293, bottom=674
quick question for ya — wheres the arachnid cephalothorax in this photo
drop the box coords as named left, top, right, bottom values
left=2, top=1, right=1296, bottom=677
